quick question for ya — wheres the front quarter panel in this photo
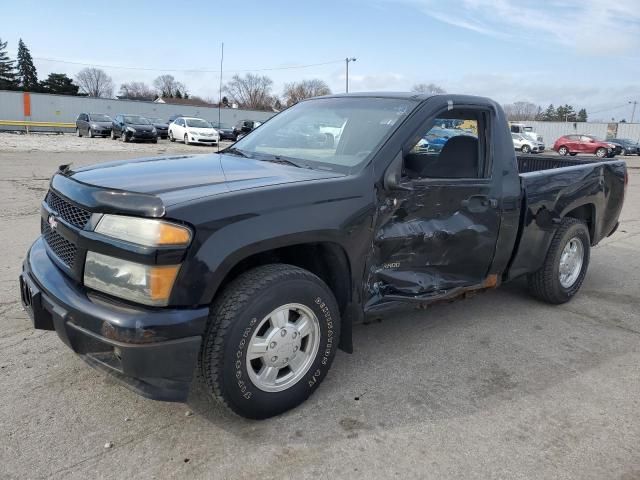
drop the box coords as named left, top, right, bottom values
left=166, top=173, right=375, bottom=306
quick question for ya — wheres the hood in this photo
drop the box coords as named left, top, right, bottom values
left=187, top=127, right=217, bottom=134
left=153, top=122, right=169, bottom=128
left=67, top=153, right=344, bottom=206
left=125, top=123, right=154, bottom=131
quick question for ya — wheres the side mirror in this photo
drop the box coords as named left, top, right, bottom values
left=383, top=151, right=413, bottom=191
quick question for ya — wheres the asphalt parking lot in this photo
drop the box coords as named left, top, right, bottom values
left=1, top=133, right=639, bottom=479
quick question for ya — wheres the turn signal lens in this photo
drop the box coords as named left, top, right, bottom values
left=95, top=215, right=192, bottom=247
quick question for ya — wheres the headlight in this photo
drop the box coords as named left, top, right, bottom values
left=84, top=252, right=180, bottom=306
left=126, top=126, right=136, bottom=133
left=95, top=215, right=192, bottom=247
left=151, top=127, right=157, bottom=134
left=90, top=123, right=98, bottom=128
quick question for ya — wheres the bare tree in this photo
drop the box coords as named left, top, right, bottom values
left=411, top=83, right=446, bottom=94
left=224, top=73, right=274, bottom=110
left=153, top=74, right=186, bottom=98
left=282, top=79, right=331, bottom=106
left=119, top=81, right=156, bottom=100
left=503, top=101, right=540, bottom=121
left=75, top=68, right=113, bottom=98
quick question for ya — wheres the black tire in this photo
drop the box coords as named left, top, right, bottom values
left=528, top=218, right=590, bottom=304
left=621, top=148, right=627, bottom=156
left=595, top=147, right=606, bottom=158
left=200, top=264, right=340, bottom=419
left=521, top=144, right=531, bottom=154
left=88, top=128, right=94, bottom=138
left=152, top=138, right=158, bottom=144
left=111, top=130, right=116, bottom=140
left=121, top=131, right=128, bottom=143
left=76, top=127, right=82, bottom=138
left=558, top=146, right=569, bottom=156
left=169, top=130, right=175, bottom=142
left=184, top=133, right=189, bottom=145
left=569, top=153, right=578, bottom=156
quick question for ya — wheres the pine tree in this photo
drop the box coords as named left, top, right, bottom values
left=16, top=38, right=38, bottom=91
left=543, top=104, right=556, bottom=121
left=577, top=108, right=588, bottom=122
left=39, top=73, right=80, bottom=95
left=175, top=89, right=183, bottom=99
left=0, top=37, right=18, bottom=90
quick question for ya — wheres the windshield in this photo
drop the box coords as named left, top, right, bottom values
left=123, top=115, right=150, bottom=125
left=185, top=118, right=211, bottom=128
left=149, top=118, right=164, bottom=124
left=211, top=123, right=231, bottom=129
left=231, top=97, right=415, bottom=172
left=89, top=114, right=111, bottom=122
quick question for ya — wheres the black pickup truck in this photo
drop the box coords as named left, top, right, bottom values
left=19, top=93, right=627, bottom=419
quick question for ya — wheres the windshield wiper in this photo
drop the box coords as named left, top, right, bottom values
left=259, top=156, right=306, bottom=168
left=223, top=146, right=252, bottom=158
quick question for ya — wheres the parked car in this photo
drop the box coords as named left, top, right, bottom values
left=147, top=117, right=169, bottom=139
left=512, top=133, right=545, bottom=154
left=167, top=114, right=184, bottom=124
left=510, top=123, right=544, bottom=144
left=553, top=134, right=617, bottom=158
left=209, top=122, right=236, bottom=141
left=609, top=138, right=639, bottom=156
left=20, top=93, right=627, bottom=419
left=75, top=113, right=113, bottom=138
left=111, top=114, right=157, bottom=143
left=168, top=117, right=220, bottom=145
left=233, top=119, right=262, bottom=140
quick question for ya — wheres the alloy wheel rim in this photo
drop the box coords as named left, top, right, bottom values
left=559, top=237, right=584, bottom=288
left=246, top=303, right=321, bottom=393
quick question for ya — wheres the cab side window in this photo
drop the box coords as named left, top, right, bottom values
left=404, top=109, right=487, bottom=179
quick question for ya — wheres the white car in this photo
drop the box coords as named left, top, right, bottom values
left=169, top=117, right=220, bottom=145
left=512, top=133, right=544, bottom=154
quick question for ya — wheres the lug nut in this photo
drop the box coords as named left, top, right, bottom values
left=292, top=332, right=298, bottom=339
left=281, top=330, right=287, bottom=337
left=285, top=358, right=289, bottom=362
left=271, top=356, right=278, bottom=362
left=293, top=346, right=298, bottom=352
left=269, top=342, right=276, bottom=349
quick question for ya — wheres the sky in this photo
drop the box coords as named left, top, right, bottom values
left=2, top=0, right=639, bottom=121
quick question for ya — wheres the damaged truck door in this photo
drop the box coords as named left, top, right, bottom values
left=367, top=103, right=501, bottom=309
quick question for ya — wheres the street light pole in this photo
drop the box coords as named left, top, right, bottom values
left=630, top=101, right=638, bottom=123
left=345, top=57, right=356, bottom=93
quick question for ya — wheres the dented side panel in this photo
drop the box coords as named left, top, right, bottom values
left=365, top=182, right=500, bottom=309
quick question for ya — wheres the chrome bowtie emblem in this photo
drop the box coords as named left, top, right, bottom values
left=48, top=214, right=58, bottom=230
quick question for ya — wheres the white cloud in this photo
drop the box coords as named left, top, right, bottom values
left=397, top=0, right=640, bottom=55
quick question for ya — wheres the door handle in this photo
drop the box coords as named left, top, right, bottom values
left=461, top=195, right=498, bottom=211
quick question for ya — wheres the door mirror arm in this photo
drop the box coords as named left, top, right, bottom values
left=383, top=151, right=413, bottom=191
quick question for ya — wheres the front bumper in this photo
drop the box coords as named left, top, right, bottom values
left=19, top=237, right=209, bottom=401
left=190, top=135, right=219, bottom=144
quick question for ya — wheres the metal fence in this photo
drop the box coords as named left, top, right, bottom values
left=511, top=120, right=640, bottom=145
left=0, top=90, right=276, bottom=132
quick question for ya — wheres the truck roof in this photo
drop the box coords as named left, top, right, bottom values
left=316, top=92, right=498, bottom=106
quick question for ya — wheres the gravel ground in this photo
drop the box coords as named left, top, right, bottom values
left=1, top=135, right=639, bottom=479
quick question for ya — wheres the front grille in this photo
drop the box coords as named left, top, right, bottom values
left=45, top=190, right=92, bottom=229
left=41, top=218, right=77, bottom=268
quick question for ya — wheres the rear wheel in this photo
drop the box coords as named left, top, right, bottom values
left=521, top=144, right=531, bottom=154
left=76, top=128, right=82, bottom=137
left=200, top=264, right=340, bottom=419
left=569, top=153, right=577, bottom=156
left=558, top=146, right=569, bottom=156
left=528, top=218, right=590, bottom=304
left=595, top=147, right=606, bottom=158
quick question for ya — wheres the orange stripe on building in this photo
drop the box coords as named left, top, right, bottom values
left=23, top=92, right=31, bottom=117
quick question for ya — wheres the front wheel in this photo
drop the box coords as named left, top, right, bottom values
left=595, top=147, right=607, bottom=158
left=76, top=128, right=82, bottom=137
left=169, top=130, right=175, bottom=142
left=621, top=148, right=627, bottom=156
left=558, top=146, right=569, bottom=156
left=200, top=264, right=340, bottom=419
left=569, top=153, right=578, bottom=156
left=88, top=128, right=94, bottom=138
left=184, top=134, right=189, bottom=145
left=111, top=130, right=116, bottom=140
left=528, top=218, right=590, bottom=304
left=521, top=144, right=531, bottom=154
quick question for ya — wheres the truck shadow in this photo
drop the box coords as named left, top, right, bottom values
left=185, top=279, right=635, bottom=444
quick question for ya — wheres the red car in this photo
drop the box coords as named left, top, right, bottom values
left=553, top=134, right=617, bottom=158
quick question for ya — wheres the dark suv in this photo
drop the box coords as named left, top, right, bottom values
left=233, top=119, right=262, bottom=140
left=76, top=113, right=113, bottom=138
left=111, top=114, right=158, bottom=143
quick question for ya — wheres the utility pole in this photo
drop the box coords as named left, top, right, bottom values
left=345, top=57, right=356, bottom=93
left=630, top=100, right=638, bottom=123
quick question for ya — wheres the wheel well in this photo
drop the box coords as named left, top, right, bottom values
left=564, top=204, right=595, bottom=241
left=217, top=242, right=352, bottom=315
